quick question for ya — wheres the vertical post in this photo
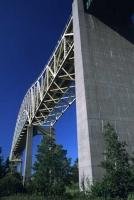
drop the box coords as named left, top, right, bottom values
left=73, top=0, right=93, bottom=188
left=23, top=125, right=33, bottom=185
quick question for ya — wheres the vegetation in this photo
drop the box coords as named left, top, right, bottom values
left=2, top=194, right=134, bottom=200
left=0, top=148, right=23, bottom=197
left=0, top=147, right=5, bottom=179
left=32, top=131, right=73, bottom=196
left=1, top=123, right=134, bottom=200
left=0, top=173, right=23, bottom=196
left=91, top=123, right=134, bottom=199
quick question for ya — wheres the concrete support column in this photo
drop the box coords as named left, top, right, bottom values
left=16, top=159, right=23, bottom=175
left=73, top=0, right=134, bottom=189
left=23, top=125, right=33, bottom=185
left=73, top=0, right=93, bottom=188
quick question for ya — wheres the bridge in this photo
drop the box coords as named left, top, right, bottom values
left=10, top=16, right=75, bottom=183
left=10, top=17, right=74, bottom=160
left=10, top=0, right=134, bottom=187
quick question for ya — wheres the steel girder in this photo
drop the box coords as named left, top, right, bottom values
left=10, top=17, right=75, bottom=160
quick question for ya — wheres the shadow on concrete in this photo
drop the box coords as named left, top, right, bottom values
left=87, top=0, right=134, bottom=44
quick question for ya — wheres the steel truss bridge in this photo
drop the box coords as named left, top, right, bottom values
left=10, top=17, right=75, bottom=161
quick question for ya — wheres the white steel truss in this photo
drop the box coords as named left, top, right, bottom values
left=10, top=17, right=75, bottom=160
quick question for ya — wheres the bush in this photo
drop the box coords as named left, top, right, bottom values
left=128, top=194, right=134, bottom=200
left=0, top=173, right=23, bottom=197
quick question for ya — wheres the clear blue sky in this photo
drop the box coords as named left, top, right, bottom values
left=0, top=0, right=77, bottom=162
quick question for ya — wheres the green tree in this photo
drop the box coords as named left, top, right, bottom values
left=91, top=123, right=131, bottom=199
left=0, top=172, right=23, bottom=197
left=66, top=159, right=79, bottom=197
left=0, top=149, right=23, bottom=197
left=70, top=159, right=79, bottom=184
left=33, top=130, right=71, bottom=196
left=3, top=157, right=11, bottom=176
left=0, top=147, right=4, bottom=179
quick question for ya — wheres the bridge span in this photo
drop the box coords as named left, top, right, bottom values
left=10, top=17, right=75, bottom=183
left=10, top=17, right=74, bottom=160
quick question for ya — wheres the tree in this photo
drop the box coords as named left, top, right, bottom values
left=91, top=123, right=132, bottom=199
left=0, top=147, right=4, bottom=179
left=3, top=157, right=11, bottom=176
left=66, top=159, right=79, bottom=196
left=33, top=130, right=72, bottom=196
left=70, top=158, right=79, bottom=184
left=0, top=172, right=23, bottom=197
left=0, top=149, right=23, bottom=197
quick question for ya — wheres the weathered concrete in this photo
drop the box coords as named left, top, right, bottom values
left=23, top=126, right=33, bottom=185
left=73, top=0, right=134, bottom=187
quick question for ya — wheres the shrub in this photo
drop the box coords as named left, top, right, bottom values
left=0, top=173, right=23, bottom=197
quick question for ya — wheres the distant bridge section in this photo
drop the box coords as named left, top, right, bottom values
left=10, top=17, right=75, bottom=161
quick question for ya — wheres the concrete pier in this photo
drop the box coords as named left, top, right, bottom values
left=23, top=125, right=33, bottom=185
left=73, top=0, right=134, bottom=187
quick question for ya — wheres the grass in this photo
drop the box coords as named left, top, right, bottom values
left=0, top=194, right=72, bottom=200
left=1, top=193, right=134, bottom=200
left=1, top=195, right=57, bottom=200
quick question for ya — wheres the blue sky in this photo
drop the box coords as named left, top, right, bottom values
left=0, top=0, right=77, bottom=162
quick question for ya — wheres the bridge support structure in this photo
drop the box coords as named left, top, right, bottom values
left=73, top=0, right=134, bottom=188
left=23, top=125, right=33, bottom=185
left=10, top=158, right=22, bottom=176
left=22, top=125, right=54, bottom=185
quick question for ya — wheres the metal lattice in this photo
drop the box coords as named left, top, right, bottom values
left=10, top=17, right=75, bottom=160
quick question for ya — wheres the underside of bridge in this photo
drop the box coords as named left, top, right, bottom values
left=87, top=0, right=134, bottom=43
left=10, top=0, right=134, bottom=187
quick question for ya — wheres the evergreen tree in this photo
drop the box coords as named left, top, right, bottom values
left=70, top=158, right=79, bottom=184
left=0, top=147, right=4, bottom=179
left=33, top=130, right=71, bottom=196
left=0, top=172, right=23, bottom=197
left=66, top=159, right=79, bottom=196
left=3, top=157, right=10, bottom=176
left=94, top=123, right=131, bottom=199
left=0, top=149, right=24, bottom=197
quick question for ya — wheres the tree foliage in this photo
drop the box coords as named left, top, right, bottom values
left=91, top=123, right=134, bottom=199
left=33, top=130, right=72, bottom=196
left=70, top=158, right=79, bottom=184
left=0, top=147, right=5, bottom=179
left=0, top=172, right=23, bottom=197
left=0, top=147, right=24, bottom=197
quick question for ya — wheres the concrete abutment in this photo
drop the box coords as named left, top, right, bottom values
left=73, top=0, right=134, bottom=187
